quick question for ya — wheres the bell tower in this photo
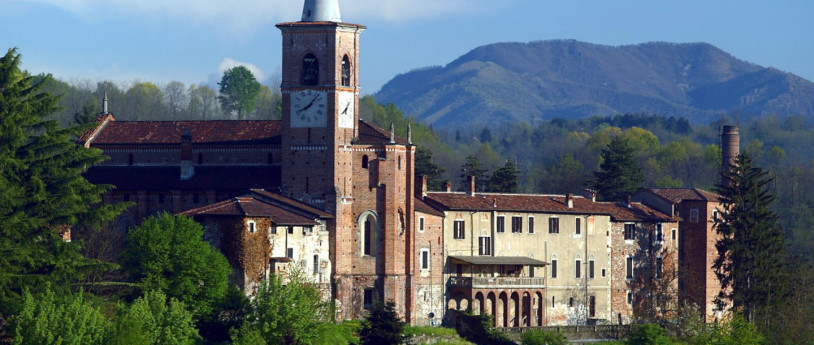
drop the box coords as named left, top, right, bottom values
left=278, top=0, right=364, bottom=207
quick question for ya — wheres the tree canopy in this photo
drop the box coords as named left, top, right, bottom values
left=120, top=213, right=230, bottom=320
left=0, top=48, right=127, bottom=316
left=487, top=158, right=519, bottom=193
left=218, top=66, right=261, bottom=119
left=592, top=136, right=645, bottom=201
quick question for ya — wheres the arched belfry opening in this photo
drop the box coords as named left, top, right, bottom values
left=302, top=54, right=319, bottom=86
left=341, top=55, right=351, bottom=86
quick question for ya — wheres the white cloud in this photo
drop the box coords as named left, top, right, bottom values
left=207, top=58, right=268, bottom=87
left=25, top=0, right=475, bottom=32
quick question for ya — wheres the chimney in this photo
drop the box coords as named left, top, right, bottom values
left=626, top=194, right=632, bottom=208
left=102, top=92, right=109, bottom=114
left=416, top=175, right=428, bottom=198
left=467, top=175, right=476, bottom=196
left=389, top=122, right=395, bottom=144
left=565, top=193, right=573, bottom=208
left=582, top=189, right=596, bottom=202
left=443, top=181, right=452, bottom=192
left=180, top=128, right=194, bottom=180
left=407, top=123, right=412, bottom=145
left=721, top=125, right=740, bottom=187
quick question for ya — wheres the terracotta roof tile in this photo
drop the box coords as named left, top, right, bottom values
left=415, top=197, right=445, bottom=217
left=646, top=188, right=721, bottom=203
left=89, top=120, right=281, bottom=145
left=251, top=189, right=333, bottom=219
left=426, top=192, right=602, bottom=214
left=593, top=201, right=676, bottom=222
left=180, top=196, right=320, bottom=226
left=356, top=120, right=409, bottom=145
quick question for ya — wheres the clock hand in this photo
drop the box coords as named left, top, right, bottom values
left=341, top=103, right=349, bottom=115
left=298, top=94, right=319, bottom=113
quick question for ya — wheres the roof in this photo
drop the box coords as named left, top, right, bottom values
left=415, top=197, right=445, bottom=217
left=180, top=196, right=320, bottom=226
left=593, top=201, right=676, bottom=222
left=645, top=188, right=721, bottom=203
left=449, top=256, right=548, bottom=266
left=251, top=189, right=334, bottom=219
left=300, top=0, right=341, bottom=22
left=83, top=166, right=280, bottom=191
left=425, top=192, right=608, bottom=214
left=355, top=120, right=409, bottom=145
left=87, top=120, right=281, bottom=145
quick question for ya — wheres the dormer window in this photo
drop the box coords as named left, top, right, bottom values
left=341, top=55, right=351, bottom=86
left=302, top=54, right=319, bottom=86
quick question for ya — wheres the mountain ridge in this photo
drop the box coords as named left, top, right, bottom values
left=374, top=40, right=814, bottom=129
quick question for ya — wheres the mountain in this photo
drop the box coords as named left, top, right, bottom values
left=374, top=40, right=814, bottom=129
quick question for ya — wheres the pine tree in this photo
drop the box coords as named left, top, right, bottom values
left=0, top=48, right=128, bottom=315
left=592, top=136, right=645, bottom=201
left=459, top=155, right=488, bottom=192
left=487, top=158, right=519, bottom=193
left=713, top=154, right=787, bottom=324
left=359, top=301, right=406, bottom=345
left=415, top=147, right=444, bottom=191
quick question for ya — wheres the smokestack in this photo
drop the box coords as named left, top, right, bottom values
left=721, top=125, right=740, bottom=187
left=180, top=128, right=194, bottom=180
left=467, top=175, right=475, bottom=196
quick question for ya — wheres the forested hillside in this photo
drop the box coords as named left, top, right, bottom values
left=375, top=40, right=814, bottom=130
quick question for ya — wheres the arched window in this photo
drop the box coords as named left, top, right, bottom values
left=362, top=155, right=369, bottom=169
left=358, top=211, right=378, bottom=256
left=302, top=53, right=319, bottom=86
left=341, top=55, right=351, bottom=86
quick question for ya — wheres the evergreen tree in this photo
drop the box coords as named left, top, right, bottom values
left=459, top=155, right=488, bottom=192
left=0, top=48, right=127, bottom=316
left=487, top=158, right=519, bottom=193
left=415, top=147, right=444, bottom=191
left=218, top=66, right=261, bottom=119
left=359, top=301, right=406, bottom=345
left=713, top=154, right=787, bottom=324
left=592, top=136, right=645, bottom=201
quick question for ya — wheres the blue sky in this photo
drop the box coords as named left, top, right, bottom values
left=2, top=0, right=813, bottom=95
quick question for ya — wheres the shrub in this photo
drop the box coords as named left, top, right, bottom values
left=106, top=290, right=200, bottom=345
left=12, top=288, right=107, bottom=345
left=359, top=301, right=407, bottom=345
left=627, top=324, right=672, bottom=345
left=521, top=329, right=568, bottom=345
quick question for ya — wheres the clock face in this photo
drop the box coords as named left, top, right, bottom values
left=337, top=92, right=355, bottom=129
left=290, top=90, right=327, bottom=128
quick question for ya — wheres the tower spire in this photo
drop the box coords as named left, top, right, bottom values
left=301, top=0, right=341, bottom=22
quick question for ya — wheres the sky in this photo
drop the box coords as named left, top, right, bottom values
left=2, top=0, right=813, bottom=96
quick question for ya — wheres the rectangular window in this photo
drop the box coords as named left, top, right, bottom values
left=589, top=260, right=595, bottom=279
left=656, top=257, right=663, bottom=278
left=313, top=255, right=319, bottom=274
left=287, top=248, right=294, bottom=259
left=248, top=221, right=256, bottom=234
left=528, top=217, right=535, bottom=234
left=690, top=209, right=699, bottom=223
left=626, top=256, right=634, bottom=279
left=575, top=259, right=582, bottom=278
left=419, top=217, right=425, bottom=232
left=552, top=296, right=555, bottom=308
left=454, top=220, right=465, bottom=239
left=288, top=226, right=294, bottom=234
left=512, top=216, right=522, bottom=233
left=568, top=298, right=574, bottom=307
left=627, top=291, right=633, bottom=304
left=672, top=228, right=677, bottom=241
left=551, top=259, right=558, bottom=278
left=364, top=288, right=374, bottom=309
left=478, top=237, right=491, bottom=256
left=589, top=296, right=596, bottom=317
left=496, top=216, right=505, bottom=233
left=420, top=249, right=430, bottom=270
left=271, top=227, right=278, bottom=235
left=655, top=223, right=664, bottom=244
left=549, top=218, right=560, bottom=234
left=624, top=224, right=635, bottom=240
left=575, top=218, right=581, bottom=235
left=601, top=268, right=606, bottom=278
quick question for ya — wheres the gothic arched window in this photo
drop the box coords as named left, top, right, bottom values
left=341, top=55, right=351, bottom=86
left=359, top=211, right=378, bottom=256
left=302, top=54, right=319, bottom=86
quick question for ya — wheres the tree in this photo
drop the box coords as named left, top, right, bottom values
left=592, top=136, right=645, bottom=201
left=162, top=81, right=187, bottom=120
left=459, top=155, right=488, bottom=192
left=359, top=301, right=406, bottom=345
left=12, top=286, right=107, bottom=345
left=0, top=48, right=127, bottom=316
left=234, top=271, right=331, bottom=345
left=415, top=147, right=444, bottom=191
left=120, top=213, right=230, bottom=320
left=626, top=323, right=671, bottom=345
left=520, top=329, right=567, bottom=345
left=487, top=158, right=519, bottom=193
left=713, top=154, right=787, bottom=324
left=218, top=66, right=260, bottom=119
left=123, top=82, right=165, bottom=120
left=188, top=84, right=221, bottom=120
left=107, top=290, right=200, bottom=345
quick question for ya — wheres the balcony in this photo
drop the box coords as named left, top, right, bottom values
left=448, top=276, right=546, bottom=289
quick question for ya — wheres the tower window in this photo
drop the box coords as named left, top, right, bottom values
left=362, top=155, right=369, bottom=169
left=341, top=55, right=351, bottom=86
left=128, top=153, right=133, bottom=166
left=198, top=153, right=203, bottom=164
left=268, top=153, right=273, bottom=164
left=302, top=53, right=319, bottom=86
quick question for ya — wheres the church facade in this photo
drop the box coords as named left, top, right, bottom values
left=81, top=0, right=725, bottom=326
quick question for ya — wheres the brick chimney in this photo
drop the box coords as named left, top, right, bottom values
left=416, top=175, right=428, bottom=198
left=180, top=128, right=194, bottom=180
left=565, top=193, right=573, bottom=208
left=443, top=181, right=452, bottom=192
left=467, top=175, right=475, bottom=196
